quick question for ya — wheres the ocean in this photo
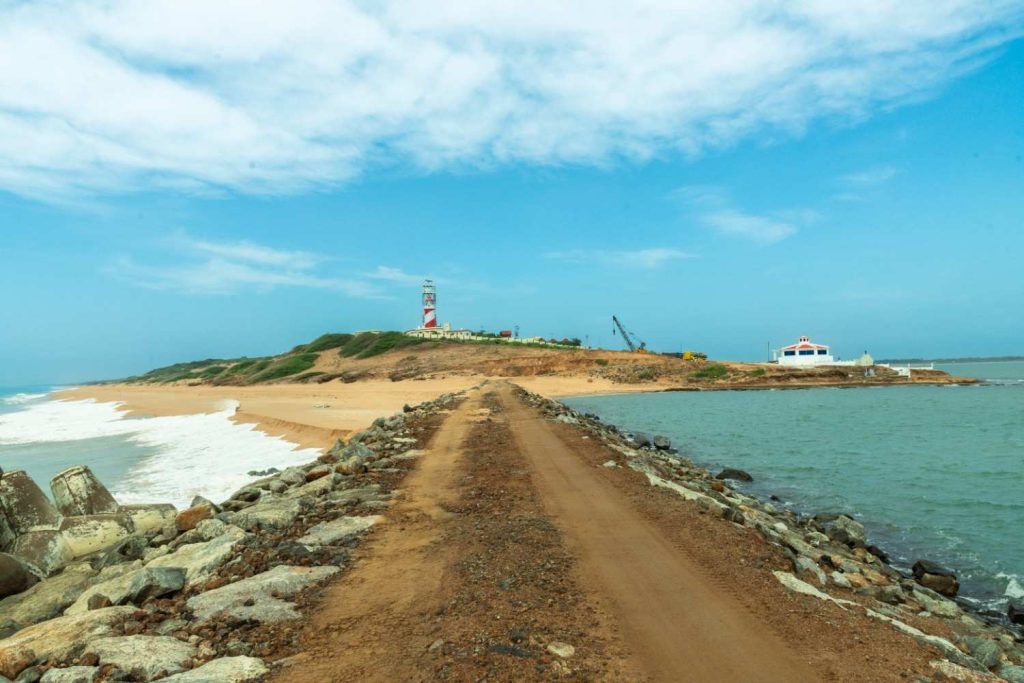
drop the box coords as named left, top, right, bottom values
left=565, top=360, right=1024, bottom=618
left=0, top=386, right=320, bottom=509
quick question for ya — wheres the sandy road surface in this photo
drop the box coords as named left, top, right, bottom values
left=497, top=384, right=816, bottom=682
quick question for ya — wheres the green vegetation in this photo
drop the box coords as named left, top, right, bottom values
left=249, top=353, right=320, bottom=382
left=692, top=363, right=729, bottom=380
left=300, top=333, right=355, bottom=353
left=339, top=331, right=429, bottom=359
left=749, top=367, right=766, bottom=377
left=594, top=358, right=610, bottom=366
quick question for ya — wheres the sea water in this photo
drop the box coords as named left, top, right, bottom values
left=565, top=360, right=1024, bottom=617
left=0, top=387, right=321, bottom=509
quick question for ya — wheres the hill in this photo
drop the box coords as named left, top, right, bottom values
left=122, top=331, right=972, bottom=391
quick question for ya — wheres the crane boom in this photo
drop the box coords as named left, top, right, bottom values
left=612, top=315, right=646, bottom=352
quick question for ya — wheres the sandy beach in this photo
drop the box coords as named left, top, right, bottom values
left=57, top=375, right=651, bottom=452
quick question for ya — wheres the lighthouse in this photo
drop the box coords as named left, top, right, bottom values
left=422, top=279, right=437, bottom=329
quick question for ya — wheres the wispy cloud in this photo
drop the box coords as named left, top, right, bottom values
left=545, top=248, right=691, bottom=269
left=110, top=236, right=380, bottom=296
left=675, top=185, right=815, bottom=244
left=366, top=266, right=430, bottom=285
left=1, top=1, right=1020, bottom=199
left=840, top=166, right=898, bottom=187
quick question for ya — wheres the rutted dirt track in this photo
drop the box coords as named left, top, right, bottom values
left=272, top=382, right=940, bottom=682
left=498, top=384, right=815, bottom=682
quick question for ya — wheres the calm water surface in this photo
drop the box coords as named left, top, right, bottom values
left=566, top=360, right=1024, bottom=615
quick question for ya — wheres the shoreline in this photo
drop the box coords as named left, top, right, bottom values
left=2, top=382, right=1021, bottom=681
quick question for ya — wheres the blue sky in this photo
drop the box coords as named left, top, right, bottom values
left=2, top=2, right=1023, bottom=385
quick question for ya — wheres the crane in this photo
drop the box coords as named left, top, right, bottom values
left=611, top=315, right=648, bottom=353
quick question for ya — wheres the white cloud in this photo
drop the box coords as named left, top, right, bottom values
left=702, top=210, right=798, bottom=244
left=675, top=184, right=815, bottom=244
left=545, top=248, right=691, bottom=269
left=110, top=236, right=381, bottom=296
left=840, top=166, right=898, bottom=187
left=366, top=266, right=430, bottom=285
left=1, top=1, right=1020, bottom=199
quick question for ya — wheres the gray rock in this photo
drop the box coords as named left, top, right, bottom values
left=284, top=474, right=342, bottom=499
left=296, top=516, right=382, bottom=547
left=602, top=460, right=618, bottom=468
left=9, top=531, right=73, bottom=577
left=117, top=504, right=177, bottom=537
left=1000, top=665, right=1024, bottom=683
left=157, top=656, right=268, bottom=682
left=823, top=515, right=867, bottom=547
left=39, top=667, right=98, bottom=683
left=58, top=514, right=136, bottom=560
left=715, top=468, right=753, bottom=482
left=1008, top=599, right=1024, bottom=625
left=145, top=527, right=247, bottom=586
left=65, top=565, right=184, bottom=612
left=187, top=565, right=339, bottom=623
left=652, top=435, right=671, bottom=450
left=13, top=665, right=42, bottom=682
left=324, top=486, right=385, bottom=507
left=230, top=497, right=310, bottom=531
left=629, top=432, right=652, bottom=448
left=85, top=635, right=196, bottom=681
left=0, top=554, right=39, bottom=599
left=0, top=471, right=61, bottom=535
left=961, top=637, right=1002, bottom=670
left=278, top=468, right=306, bottom=487
left=49, top=467, right=118, bottom=518
left=0, top=607, right=135, bottom=680
left=910, top=588, right=961, bottom=619
left=0, top=564, right=97, bottom=629
left=793, top=556, right=826, bottom=585
left=230, top=487, right=261, bottom=503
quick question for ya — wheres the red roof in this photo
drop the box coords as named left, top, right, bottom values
left=780, top=342, right=829, bottom=350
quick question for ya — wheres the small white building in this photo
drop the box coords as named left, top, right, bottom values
left=405, top=322, right=475, bottom=340
left=774, top=335, right=835, bottom=366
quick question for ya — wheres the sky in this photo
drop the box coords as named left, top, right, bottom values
left=2, top=1, right=1023, bottom=385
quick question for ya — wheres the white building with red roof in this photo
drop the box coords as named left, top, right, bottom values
left=774, top=335, right=834, bottom=366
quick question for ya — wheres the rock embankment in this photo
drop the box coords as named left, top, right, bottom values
left=0, top=392, right=464, bottom=682
left=517, top=386, right=1024, bottom=683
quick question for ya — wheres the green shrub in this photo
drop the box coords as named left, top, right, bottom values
left=249, top=353, right=320, bottom=383
left=692, top=364, right=729, bottom=380
left=304, top=333, right=355, bottom=353
left=198, top=365, right=228, bottom=379
left=749, top=367, right=766, bottom=377
left=339, top=332, right=428, bottom=359
left=594, top=358, right=609, bottom=366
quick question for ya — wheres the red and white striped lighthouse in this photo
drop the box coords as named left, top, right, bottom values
left=422, top=279, right=437, bottom=328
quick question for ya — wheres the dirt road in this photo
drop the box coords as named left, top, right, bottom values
left=271, top=382, right=938, bottom=681
left=496, top=384, right=815, bottom=682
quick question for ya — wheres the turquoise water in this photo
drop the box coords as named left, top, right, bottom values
left=0, top=385, right=151, bottom=498
left=566, top=361, right=1024, bottom=617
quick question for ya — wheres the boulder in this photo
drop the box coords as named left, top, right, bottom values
left=910, top=588, right=961, bottom=619
left=9, top=531, right=73, bottom=577
left=118, top=505, right=176, bottom=536
left=57, top=514, right=135, bottom=560
left=85, top=635, right=196, bottom=681
left=652, top=435, right=671, bottom=450
left=145, top=527, right=247, bottom=587
left=0, top=555, right=38, bottom=599
left=1000, top=665, right=1024, bottom=683
left=823, top=515, right=867, bottom=547
left=229, top=497, right=310, bottom=532
left=912, top=560, right=959, bottom=597
left=336, top=456, right=366, bottom=476
left=0, top=607, right=135, bottom=679
left=39, top=666, right=98, bottom=683
left=0, top=564, right=97, bottom=629
left=629, top=432, right=652, bottom=448
left=715, top=468, right=753, bottom=483
left=304, top=465, right=332, bottom=482
left=174, top=503, right=215, bottom=533
left=792, top=556, right=826, bottom=586
left=49, top=468, right=118, bottom=518
left=158, top=656, right=268, bottom=682
left=187, top=565, right=339, bottom=623
left=278, top=468, right=306, bottom=487
left=296, top=516, right=382, bottom=547
left=1008, top=599, right=1024, bottom=626
left=285, top=474, right=342, bottom=499
left=0, top=472, right=61, bottom=535
left=960, top=637, right=1002, bottom=670
left=89, top=536, right=148, bottom=569
left=0, top=507, right=14, bottom=553
left=65, top=567, right=185, bottom=615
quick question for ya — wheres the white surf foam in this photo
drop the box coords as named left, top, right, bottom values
left=1, top=392, right=48, bottom=405
left=0, top=398, right=321, bottom=508
left=997, top=572, right=1024, bottom=600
